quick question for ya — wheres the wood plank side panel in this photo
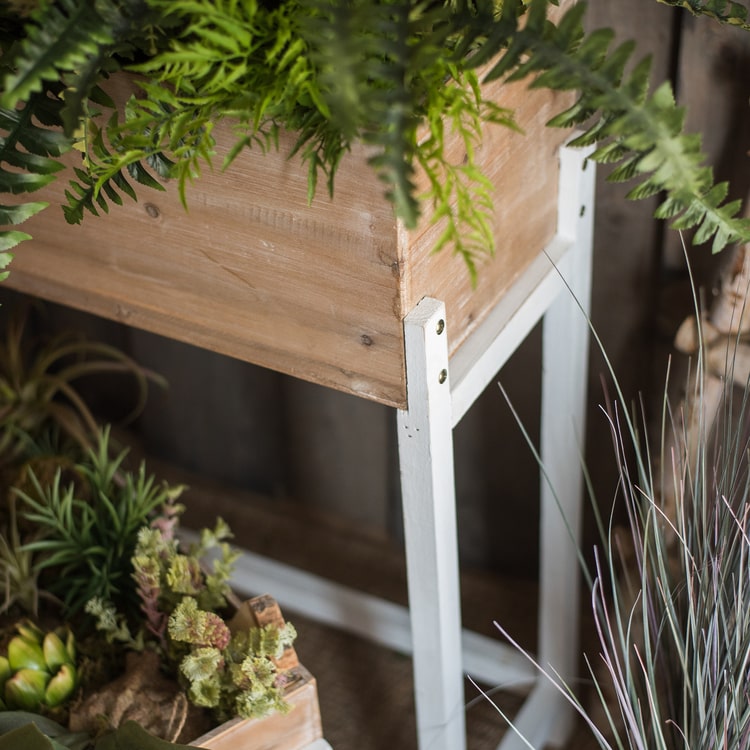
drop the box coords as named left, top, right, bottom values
left=7, top=74, right=406, bottom=405
left=401, top=0, right=576, bottom=357
left=192, top=672, right=323, bottom=750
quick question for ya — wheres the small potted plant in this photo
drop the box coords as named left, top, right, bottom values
left=0, top=310, right=321, bottom=749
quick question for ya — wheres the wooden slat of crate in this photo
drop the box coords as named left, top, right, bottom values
left=191, top=595, right=324, bottom=750
left=191, top=667, right=323, bottom=750
left=5, top=6, right=573, bottom=408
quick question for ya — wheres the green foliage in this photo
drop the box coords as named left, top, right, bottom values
left=458, top=0, right=750, bottom=254
left=15, top=428, right=183, bottom=616
left=0, top=713, right=196, bottom=750
left=0, top=711, right=90, bottom=750
left=168, top=596, right=296, bottom=721
left=656, top=0, right=750, bottom=28
left=0, top=303, right=163, bottom=467
left=0, top=496, right=48, bottom=616
left=0, top=89, right=71, bottom=273
left=1, top=0, right=749, bottom=273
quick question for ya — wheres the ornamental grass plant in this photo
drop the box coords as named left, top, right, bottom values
left=483, top=250, right=750, bottom=748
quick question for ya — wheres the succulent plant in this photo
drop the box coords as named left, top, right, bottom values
left=168, top=596, right=296, bottom=721
left=0, top=621, right=77, bottom=712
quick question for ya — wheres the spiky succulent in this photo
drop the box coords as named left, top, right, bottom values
left=16, top=427, right=183, bottom=616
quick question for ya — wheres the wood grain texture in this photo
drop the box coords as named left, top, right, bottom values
left=5, top=6, right=574, bottom=408
left=191, top=668, right=322, bottom=750
left=193, top=596, right=322, bottom=750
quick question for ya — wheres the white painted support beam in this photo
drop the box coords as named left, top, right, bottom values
left=221, top=541, right=536, bottom=689
left=397, top=297, right=467, bottom=750
left=497, top=144, right=595, bottom=750
left=450, top=236, right=572, bottom=427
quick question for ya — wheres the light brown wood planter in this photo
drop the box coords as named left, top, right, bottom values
left=6, top=15, right=573, bottom=408
left=191, top=595, right=324, bottom=750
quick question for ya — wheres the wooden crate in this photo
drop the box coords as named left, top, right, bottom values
left=192, top=595, right=323, bottom=750
left=5, top=8, right=574, bottom=408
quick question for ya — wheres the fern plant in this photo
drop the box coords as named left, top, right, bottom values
left=0, top=0, right=749, bottom=278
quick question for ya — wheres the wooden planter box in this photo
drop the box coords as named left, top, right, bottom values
left=192, top=595, right=323, bottom=750
left=5, top=7, right=574, bottom=408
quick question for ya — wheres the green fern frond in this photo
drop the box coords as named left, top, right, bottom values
left=1, top=0, right=168, bottom=135
left=63, top=110, right=172, bottom=224
left=656, top=0, right=750, bottom=29
left=1, top=0, right=115, bottom=133
left=463, top=0, right=750, bottom=253
left=0, top=86, right=73, bottom=258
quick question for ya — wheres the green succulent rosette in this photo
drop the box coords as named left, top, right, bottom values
left=0, top=622, right=78, bottom=711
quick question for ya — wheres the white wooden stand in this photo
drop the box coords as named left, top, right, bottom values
left=229, top=143, right=595, bottom=750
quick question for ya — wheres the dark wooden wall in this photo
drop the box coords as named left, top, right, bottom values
left=3, top=0, right=749, bottom=580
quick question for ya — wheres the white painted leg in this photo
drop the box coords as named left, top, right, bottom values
left=398, top=297, right=466, bottom=750
left=498, top=146, right=595, bottom=750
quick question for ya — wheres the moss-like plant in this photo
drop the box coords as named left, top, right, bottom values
left=168, top=596, right=296, bottom=721
left=86, top=507, right=295, bottom=724
left=0, top=0, right=749, bottom=280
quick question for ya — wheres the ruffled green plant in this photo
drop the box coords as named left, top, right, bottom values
left=86, top=507, right=293, bottom=723
left=168, top=596, right=296, bottom=721
left=87, top=510, right=238, bottom=649
left=0, top=0, right=748, bottom=280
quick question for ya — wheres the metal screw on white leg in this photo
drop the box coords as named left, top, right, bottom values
left=398, top=297, right=466, bottom=750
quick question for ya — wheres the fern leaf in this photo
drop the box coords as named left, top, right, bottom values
left=0, top=232, right=29, bottom=252
left=1, top=0, right=114, bottom=118
left=464, top=0, right=750, bottom=253
left=655, top=0, right=750, bottom=28
left=0, top=88, right=74, bottom=251
left=0, top=248, right=13, bottom=280
left=0, top=202, right=48, bottom=225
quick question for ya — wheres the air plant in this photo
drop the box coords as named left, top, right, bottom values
left=0, top=495, right=58, bottom=617
left=0, top=304, right=163, bottom=468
